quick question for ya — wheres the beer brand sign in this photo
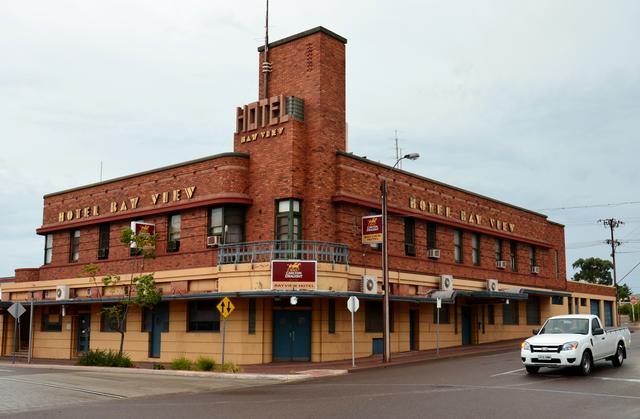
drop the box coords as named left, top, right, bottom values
left=271, top=260, right=317, bottom=290
left=362, top=215, right=383, bottom=244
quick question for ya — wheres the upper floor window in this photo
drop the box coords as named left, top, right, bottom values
left=471, top=233, right=480, bottom=266
left=209, top=206, right=246, bottom=244
left=454, top=230, right=463, bottom=263
left=495, top=238, right=503, bottom=261
left=69, top=229, right=80, bottom=263
left=554, top=250, right=560, bottom=279
left=404, top=218, right=416, bottom=256
left=529, top=246, right=537, bottom=268
left=44, top=234, right=53, bottom=265
left=510, top=241, right=517, bottom=272
left=426, top=222, right=437, bottom=249
left=276, top=199, right=301, bottom=241
left=98, top=224, right=110, bottom=260
left=167, top=214, right=181, bottom=252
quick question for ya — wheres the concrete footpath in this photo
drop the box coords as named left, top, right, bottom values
left=1, top=338, right=529, bottom=380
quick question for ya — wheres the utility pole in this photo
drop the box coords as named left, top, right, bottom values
left=599, top=218, right=624, bottom=326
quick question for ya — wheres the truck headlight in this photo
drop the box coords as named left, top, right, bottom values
left=521, top=342, right=531, bottom=351
left=561, top=342, right=578, bottom=351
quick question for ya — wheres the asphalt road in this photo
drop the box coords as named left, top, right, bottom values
left=2, top=337, right=639, bottom=419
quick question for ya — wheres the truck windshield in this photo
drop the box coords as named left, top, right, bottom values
left=540, top=318, right=589, bottom=335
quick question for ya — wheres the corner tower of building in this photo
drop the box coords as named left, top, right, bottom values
left=234, top=27, right=347, bottom=242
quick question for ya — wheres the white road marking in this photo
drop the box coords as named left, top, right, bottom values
left=0, top=369, right=13, bottom=372
left=490, top=368, right=525, bottom=377
left=596, top=377, right=640, bottom=383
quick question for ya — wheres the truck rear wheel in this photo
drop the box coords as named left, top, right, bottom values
left=579, top=351, right=593, bottom=376
left=612, top=344, right=624, bottom=367
left=525, top=366, right=539, bottom=374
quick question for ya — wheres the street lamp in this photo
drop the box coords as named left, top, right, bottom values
left=381, top=153, right=420, bottom=363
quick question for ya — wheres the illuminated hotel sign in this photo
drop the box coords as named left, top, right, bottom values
left=57, top=186, right=196, bottom=223
left=271, top=260, right=317, bottom=290
left=409, top=196, right=516, bottom=233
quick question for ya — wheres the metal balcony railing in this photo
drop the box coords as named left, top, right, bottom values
left=218, top=240, right=349, bottom=266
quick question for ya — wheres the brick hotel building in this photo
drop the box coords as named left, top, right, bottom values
left=0, top=27, right=615, bottom=364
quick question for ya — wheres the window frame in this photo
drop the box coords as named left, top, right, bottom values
left=98, top=223, right=110, bottom=260
left=187, top=300, right=221, bottom=332
left=502, top=301, right=519, bottom=325
left=69, top=229, right=80, bottom=263
left=495, top=238, right=503, bottom=262
left=365, top=301, right=394, bottom=333
left=426, top=222, right=437, bottom=249
left=167, top=213, right=181, bottom=252
left=44, top=234, right=53, bottom=265
left=510, top=241, right=518, bottom=272
left=208, top=206, right=246, bottom=245
left=275, top=199, right=302, bottom=242
left=404, top=218, right=416, bottom=256
left=471, top=233, right=481, bottom=266
left=529, top=245, right=537, bottom=269
left=454, top=230, right=463, bottom=263
left=41, top=306, right=62, bottom=332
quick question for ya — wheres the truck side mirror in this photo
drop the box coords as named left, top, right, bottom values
left=532, top=328, right=540, bottom=335
left=592, top=327, right=604, bottom=335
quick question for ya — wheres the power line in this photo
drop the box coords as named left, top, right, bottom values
left=537, top=200, right=640, bottom=211
left=619, top=259, right=640, bottom=284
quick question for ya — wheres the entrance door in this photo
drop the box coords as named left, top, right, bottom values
left=409, top=309, right=419, bottom=351
left=18, top=311, right=31, bottom=351
left=461, top=306, right=472, bottom=345
left=144, top=303, right=169, bottom=358
left=273, top=311, right=311, bottom=362
left=76, top=314, right=91, bottom=354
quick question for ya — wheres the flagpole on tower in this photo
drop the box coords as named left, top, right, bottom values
left=262, top=0, right=272, bottom=98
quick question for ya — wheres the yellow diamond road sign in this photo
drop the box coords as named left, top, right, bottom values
left=216, top=297, right=235, bottom=318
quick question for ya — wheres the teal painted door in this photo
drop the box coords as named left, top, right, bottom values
left=76, top=314, right=91, bottom=354
left=144, top=303, right=169, bottom=358
left=273, top=311, right=311, bottom=361
left=461, top=306, right=472, bottom=345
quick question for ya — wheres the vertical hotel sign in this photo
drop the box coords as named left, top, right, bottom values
left=271, top=260, right=317, bottom=290
left=362, top=215, right=383, bottom=244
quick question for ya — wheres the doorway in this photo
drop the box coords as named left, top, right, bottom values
left=76, top=313, right=91, bottom=354
left=143, top=303, right=169, bottom=358
left=18, top=311, right=31, bottom=351
left=273, top=310, right=311, bottom=362
left=409, top=309, right=419, bottom=351
left=461, top=306, right=472, bottom=345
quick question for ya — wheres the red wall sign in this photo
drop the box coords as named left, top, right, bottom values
left=362, top=215, right=383, bottom=244
left=271, top=260, right=317, bottom=290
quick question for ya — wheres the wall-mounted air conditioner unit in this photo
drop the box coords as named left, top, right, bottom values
left=428, top=248, right=441, bottom=259
left=440, top=275, right=454, bottom=291
left=362, top=275, right=378, bottom=294
left=487, top=279, right=499, bottom=292
left=207, top=236, right=220, bottom=248
left=496, top=260, right=507, bottom=269
left=531, top=266, right=540, bottom=275
left=56, top=285, right=70, bottom=301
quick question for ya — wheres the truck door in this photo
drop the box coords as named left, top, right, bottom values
left=591, top=317, right=607, bottom=360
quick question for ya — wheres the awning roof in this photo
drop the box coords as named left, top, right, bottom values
left=518, top=288, right=571, bottom=298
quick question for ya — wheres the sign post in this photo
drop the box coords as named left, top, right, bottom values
left=347, top=296, right=360, bottom=368
left=8, top=303, right=26, bottom=364
left=28, top=299, right=34, bottom=364
left=216, top=297, right=235, bottom=365
left=436, top=298, right=441, bottom=356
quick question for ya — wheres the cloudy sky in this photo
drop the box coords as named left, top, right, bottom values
left=1, top=1, right=639, bottom=292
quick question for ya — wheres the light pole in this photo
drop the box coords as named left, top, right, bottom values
left=382, top=152, right=420, bottom=363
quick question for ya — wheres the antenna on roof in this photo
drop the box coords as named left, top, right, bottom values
left=100, top=161, right=103, bottom=182
left=262, top=0, right=272, bottom=98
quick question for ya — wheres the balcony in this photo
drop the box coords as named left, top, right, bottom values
left=218, top=240, right=349, bottom=266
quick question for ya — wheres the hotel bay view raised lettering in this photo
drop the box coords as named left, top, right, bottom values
left=409, top=196, right=516, bottom=233
left=57, top=186, right=196, bottom=223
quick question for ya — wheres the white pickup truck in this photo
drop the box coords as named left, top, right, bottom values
left=521, top=314, right=631, bottom=375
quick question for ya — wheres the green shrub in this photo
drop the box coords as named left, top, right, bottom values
left=215, top=362, right=242, bottom=373
left=195, top=356, right=216, bottom=372
left=77, top=349, right=133, bottom=368
left=170, top=357, right=193, bottom=370
left=152, top=363, right=165, bottom=370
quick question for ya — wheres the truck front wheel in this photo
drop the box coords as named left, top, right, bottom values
left=612, top=344, right=624, bottom=367
left=579, top=351, right=593, bottom=376
left=525, top=366, right=539, bottom=374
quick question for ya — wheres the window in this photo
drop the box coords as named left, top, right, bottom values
left=454, top=230, right=463, bottom=263
left=591, top=317, right=602, bottom=332
left=44, top=234, right=53, bottom=265
left=471, top=233, right=480, bottom=266
left=580, top=298, right=587, bottom=307
left=167, top=214, right=181, bottom=252
left=98, top=224, right=110, bottom=260
left=276, top=199, right=301, bottom=241
left=41, top=306, right=62, bottom=332
left=209, top=206, right=246, bottom=244
left=552, top=296, right=563, bottom=305
left=426, top=222, right=437, bottom=249
left=365, top=301, right=394, bottom=333
left=510, top=241, right=517, bottom=271
left=433, top=304, right=450, bottom=324
left=529, top=246, right=537, bottom=269
left=495, top=238, right=503, bottom=261
left=188, top=300, right=220, bottom=332
left=69, top=229, right=80, bottom=263
left=328, top=299, right=336, bottom=334
left=248, top=298, right=256, bottom=334
left=554, top=250, right=559, bottom=279
left=404, top=218, right=416, bottom=256
left=503, top=302, right=519, bottom=325
left=101, top=308, right=126, bottom=332
left=568, top=297, right=573, bottom=314
left=526, top=297, right=540, bottom=325
left=487, top=305, right=495, bottom=325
